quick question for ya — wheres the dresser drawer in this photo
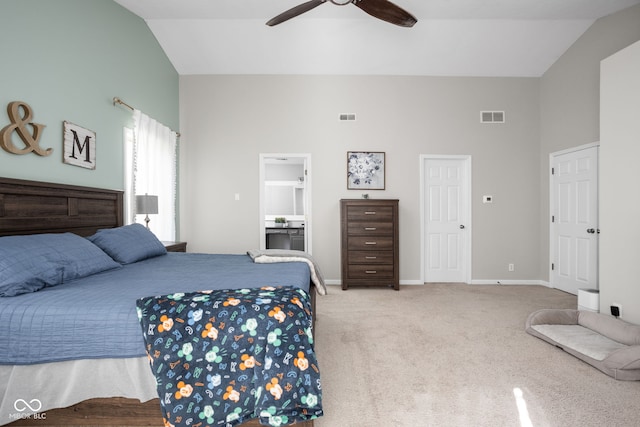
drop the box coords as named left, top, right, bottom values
left=347, top=236, right=394, bottom=250
left=348, top=264, right=395, bottom=279
left=346, top=205, right=394, bottom=222
left=348, top=250, right=394, bottom=264
left=347, top=221, right=393, bottom=236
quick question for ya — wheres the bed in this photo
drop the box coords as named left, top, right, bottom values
left=0, top=177, right=323, bottom=427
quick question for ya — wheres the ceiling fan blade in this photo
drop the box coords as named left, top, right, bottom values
left=352, top=0, right=417, bottom=27
left=266, top=0, right=327, bottom=26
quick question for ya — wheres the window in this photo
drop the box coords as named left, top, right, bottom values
left=123, top=110, right=177, bottom=241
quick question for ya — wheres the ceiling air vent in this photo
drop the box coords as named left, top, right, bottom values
left=339, top=113, right=356, bottom=121
left=480, top=111, right=505, bottom=124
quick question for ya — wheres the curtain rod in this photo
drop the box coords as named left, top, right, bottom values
left=113, top=97, right=181, bottom=137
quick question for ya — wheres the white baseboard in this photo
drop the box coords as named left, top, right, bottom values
left=401, top=280, right=424, bottom=286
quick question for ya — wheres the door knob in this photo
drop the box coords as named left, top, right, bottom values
left=459, top=225, right=465, bottom=229
left=587, top=228, right=595, bottom=234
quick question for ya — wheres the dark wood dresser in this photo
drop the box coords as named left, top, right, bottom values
left=340, top=199, right=399, bottom=290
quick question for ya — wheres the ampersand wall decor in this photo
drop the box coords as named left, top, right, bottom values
left=0, top=101, right=52, bottom=156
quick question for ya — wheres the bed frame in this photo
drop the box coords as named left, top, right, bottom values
left=1, top=177, right=314, bottom=427
left=0, top=177, right=123, bottom=237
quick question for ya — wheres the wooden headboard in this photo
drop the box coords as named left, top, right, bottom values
left=0, top=177, right=123, bottom=237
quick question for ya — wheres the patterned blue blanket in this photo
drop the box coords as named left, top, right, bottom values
left=136, top=286, right=323, bottom=427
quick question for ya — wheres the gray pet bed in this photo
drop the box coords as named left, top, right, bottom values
left=526, top=309, right=640, bottom=380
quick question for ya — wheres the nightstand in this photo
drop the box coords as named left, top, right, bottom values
left=163, top=241, right=187, bottom=252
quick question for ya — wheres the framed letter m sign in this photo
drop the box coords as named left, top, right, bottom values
left=63, top=121, right=96, bottom=169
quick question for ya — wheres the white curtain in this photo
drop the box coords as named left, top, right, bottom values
left=124, top=109, right=177, bottom=241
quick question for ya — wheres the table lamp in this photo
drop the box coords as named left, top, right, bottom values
left=136, top=194, right=158, bottom=229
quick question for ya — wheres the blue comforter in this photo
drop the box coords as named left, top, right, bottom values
left=137, top=286, right=323, bottom=426
left=0, top=253, right=312, bottom=365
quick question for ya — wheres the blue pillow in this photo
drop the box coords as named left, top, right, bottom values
left=88, top=223, right=167, bottom=264
left=0, top=233, right=121, bottom=297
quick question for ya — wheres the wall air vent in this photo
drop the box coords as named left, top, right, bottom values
left=339, top=113, right=356, bottom=121
left=480, top=111, right=505, bottom=123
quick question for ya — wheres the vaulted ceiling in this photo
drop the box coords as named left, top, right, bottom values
left=114, top=0, right=640, bottom=76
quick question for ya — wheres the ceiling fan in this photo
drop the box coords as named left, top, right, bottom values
left=266, top=0, right=417, bottom=27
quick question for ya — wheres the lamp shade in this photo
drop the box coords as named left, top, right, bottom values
left=136, top=194, right=158, bottom=215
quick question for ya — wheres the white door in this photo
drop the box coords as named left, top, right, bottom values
left=551, top=146, right=598, bottom=295
left=423, top=157, right=470, bottom=283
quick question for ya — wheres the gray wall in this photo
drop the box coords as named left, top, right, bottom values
left=600, top=40, right=640, bottom=324
left=539, top=4, right=640, bottom=321
left=0, top=0, right=179, bottom=190
left=179, top=4, right=640, bottom=294
left=538, top=5, right=640, bottom=281
left=179, top=75, right=541, bottom=283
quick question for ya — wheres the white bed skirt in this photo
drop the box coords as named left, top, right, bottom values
left=0, top=357, right=157, bottom=426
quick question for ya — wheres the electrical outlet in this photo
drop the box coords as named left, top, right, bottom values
left=611, top=306, right=620, bottom=317
left=508, top=263, right=514, bottom=272
left=611, top=304, right=621, bottom=318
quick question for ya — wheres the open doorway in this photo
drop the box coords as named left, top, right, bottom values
left=259, top=153, right=312, bottom=254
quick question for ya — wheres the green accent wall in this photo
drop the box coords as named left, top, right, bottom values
left=0, top=0, right=179, bottom=190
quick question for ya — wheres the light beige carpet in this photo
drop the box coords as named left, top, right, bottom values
left=313, top=284, right=640, bottom=427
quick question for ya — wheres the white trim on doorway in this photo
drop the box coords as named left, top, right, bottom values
left=259, top=153, right=312, bottom=254
left=419, top=155, right=472, bottom=284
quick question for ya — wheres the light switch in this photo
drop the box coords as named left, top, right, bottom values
left=234, top=193, right=240, bottom=201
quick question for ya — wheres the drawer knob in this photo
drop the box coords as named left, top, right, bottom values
left=364, top=227, right=377, bottom=231
left=364, top=211, right=376, bottom=215
left=365, top=270, right=377, bottom=274
left=365, top=241, right=377, bottom=245
left=365, top=256, right=377, bottom=259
